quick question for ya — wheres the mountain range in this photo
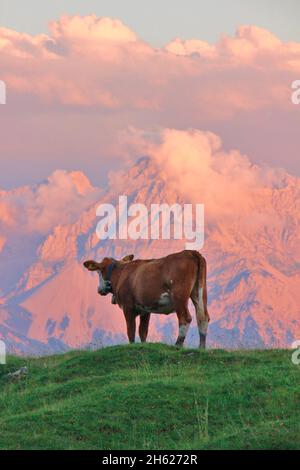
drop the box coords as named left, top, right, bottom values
left=1, top=155, right=300, bottom=354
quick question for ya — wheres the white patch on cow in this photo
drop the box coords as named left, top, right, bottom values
left=97, top=271, right=105, bottom=292
left=160, top=292, right=170, bottom=301
left=198, top=287, right=204, bottom=313
left=156, top=292, right=174, bottom=313
left=197, top=287, right=208, bottom=335
left=199, top=320, right=208, bottom=335
left=179, top=324, right=189, bottom=338
left=135, top=291, right=175, bottom=315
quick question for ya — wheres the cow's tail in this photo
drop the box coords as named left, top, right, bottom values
left=192, top=251, right=210, bottom=322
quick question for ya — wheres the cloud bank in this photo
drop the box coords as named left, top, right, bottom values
left=0, top=170, right=101, bottom=237
left=109, top=127, right=289, bottom=220
left=1, top=15, right=299, bottom=187
left=2, top=17, right=299, bottom=111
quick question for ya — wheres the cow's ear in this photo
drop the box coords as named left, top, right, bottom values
left=83, top=260, right=100, bottom=271
left=122, top=254, right=134, bottom=263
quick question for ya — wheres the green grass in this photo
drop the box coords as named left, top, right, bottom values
left=0, top=344, right=299, bottom=450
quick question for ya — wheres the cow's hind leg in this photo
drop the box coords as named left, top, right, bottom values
left=139, top=313, right=150, bottom=343
left=191, top=287, right=209, bottom=349
left=174, top=298, right=192, bottom=347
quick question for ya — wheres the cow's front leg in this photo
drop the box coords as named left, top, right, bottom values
left=175, top=306, right=192, bottom=347
left=139, top=313, right=151, bottom=343
left=124, top=309, right=136, bottom=343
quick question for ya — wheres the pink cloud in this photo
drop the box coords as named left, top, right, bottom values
left=166, top=24, right=300, bottom=70
left=165, top=38, right=216, bottom=58
left=49, top=15, right=138, bottom=51
left=1, top=17, right=299, bottom=112
left=0, top=170, right=101, bottom=235
left=109, top=127, right=289, bottom=222
left=0, top=15, right=299, bottom=187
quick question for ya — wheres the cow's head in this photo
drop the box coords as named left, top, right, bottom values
left=83, top=254, right=134, bottom=295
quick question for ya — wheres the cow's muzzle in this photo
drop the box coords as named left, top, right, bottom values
left=98, top=280, right=112, bottom=296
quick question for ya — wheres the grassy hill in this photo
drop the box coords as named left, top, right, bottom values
left=0, top=344, right=299, bottom=450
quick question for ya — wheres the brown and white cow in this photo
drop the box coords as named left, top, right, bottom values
left=83, top=250, right=210, bottom=349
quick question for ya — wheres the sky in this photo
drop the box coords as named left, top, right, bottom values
left=0, top=1, right=299, bottom=190
left=1, top=0, right=300, bottom=46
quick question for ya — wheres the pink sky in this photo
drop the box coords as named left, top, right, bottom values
left=0, top=15, right=299, bottom=190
